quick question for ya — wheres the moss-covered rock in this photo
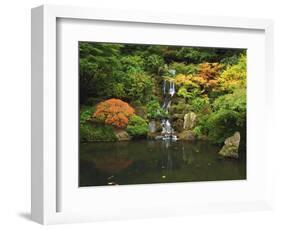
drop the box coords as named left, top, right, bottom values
left=183, top=112, right=197, bottom=130
left=114, top=129, right=131, bottom=141
left=219, top=131, right=240, bottom=159
left=173, top=119, right=184, bottom=132
left=178, top=130, right=196, bottom=141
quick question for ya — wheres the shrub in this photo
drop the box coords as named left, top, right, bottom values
left=169, top=99, right=189, bottom=114
left=144, top=54, right=165, bottom=74
left=213, top=89, right=246, bottom=114
left=169, top=62, right=198, bottom=75
left=146, top=100, right=167, bottom=120
left=174, top=74, right=199, bottom=89
left=220, top=54, right=246, bottom=92
left=205, top=109, right=244, bottom=143
left=199, top=89, right=246, bottom=143
left=111, top=83, right=126, bottom=98
left=80, top=124, right=117, bottom=142
left=126, top=115, right=148, bottom=138
left=195, top=62, right=222, bottom=93
left=121, top=55, right=144, bottom=74
left=80, top=106, right=95, bottom=125
left=93, top=99, right=135, bottom=128
left=177, top=86, right=201, bottom=100
left=189, top=96, right=210, bottom=114
left=126, top=73, right=154, bottom=103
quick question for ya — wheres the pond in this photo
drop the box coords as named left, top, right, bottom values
left=79, top=140, right=246, bottom=187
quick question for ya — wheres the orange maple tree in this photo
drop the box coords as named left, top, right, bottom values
left=195, top=62, right=222, bottom=92
left=93, top=98, right=135, bottom=128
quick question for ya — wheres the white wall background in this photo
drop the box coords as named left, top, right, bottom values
left=0, top=0, right=280, bottom=229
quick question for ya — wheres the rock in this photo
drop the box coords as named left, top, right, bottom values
left=147, top=132, right=160, bottom=140
left=148, top=120, right=157, bottom=133
left=219, top=132, right=240, bottom=159
left=178, top=130, right=196, bottom=141
left=173, top=119, right=184, bottom=132
left=197, top=134, right=208, bottom=141
left=171, top=113, right=184, bottom=121
left=155, top=121, right=163, bottom=132
left=183, top=112, right=197, bottom=130
left=114, top=130, right=131, bottom=141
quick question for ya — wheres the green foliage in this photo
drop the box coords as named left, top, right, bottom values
left=79, top=42, right=124, bottom=103
left=146, top=100, right=168, bottom=119
left=126, top=115, right=149, bottom=138
left=169, top=99, right=189, bottom=114
left=126, top=73, right=154, bottom=103
left=169, top=62, right=198, bottom=75
left=194, top=89, right=246, bottom=143
left=120, top=55, right=144, bottom=74
left=189, top=96, right=210, bottom=114
left=176, top=47, right=217, bottom=63
left=111, top=83, right=126, bottom=98
left=177, top=86, right=201, bottom=100
left=80, top=107, right=94, bottom=125
left=213, top=89, right=246, bottom=114
left=221, top=55, right=240, bottom=66
left=144, top=54, right=164, bottom=74
left=205, top=110, right=244, bottom=143
left=220, top=54, right=246, bottom=92
left=80, top=123, right=117, bottom=142
left=79, top=41, right=246, bottom=144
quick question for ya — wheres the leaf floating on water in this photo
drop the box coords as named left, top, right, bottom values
left=107, top=175, right=114, bottom=180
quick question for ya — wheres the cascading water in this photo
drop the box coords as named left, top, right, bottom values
left=160, top=79, right=177, bottom=141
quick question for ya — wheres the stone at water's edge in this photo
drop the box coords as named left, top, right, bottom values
left=183, top=112, right=197, bottom=130
left=147, top=132, right=161, bottom=140
left=148, top=120, right=157, bottom=133
left=219, top=131, right=240, bottom=159
left=178, top=130, right=196, bottom=141
left=114, top=130, right=131, bottom=141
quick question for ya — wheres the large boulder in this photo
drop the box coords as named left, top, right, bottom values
left=114, top=129, right=131, bottom=141
left=183, top=112, right=197, bottom=130
left=219, top=132, right=240, bottom=159
left=178, top=130, right=196, bottom=141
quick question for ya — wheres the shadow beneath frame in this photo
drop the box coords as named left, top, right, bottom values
left=18, top=212, right=32, bottom=221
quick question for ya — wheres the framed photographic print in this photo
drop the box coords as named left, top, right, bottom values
left=31, top=5, right=274, bottom=225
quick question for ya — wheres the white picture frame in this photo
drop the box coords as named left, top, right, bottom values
left=31, top=4, right=274, bottom=225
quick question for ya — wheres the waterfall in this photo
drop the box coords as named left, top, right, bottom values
left=160, top=79, right=177, bottom=141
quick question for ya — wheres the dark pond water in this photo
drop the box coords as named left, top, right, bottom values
left=79, top=140, right=246, bottom=187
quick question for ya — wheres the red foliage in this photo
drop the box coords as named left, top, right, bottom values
left=93, top=98, right=135, bottom=128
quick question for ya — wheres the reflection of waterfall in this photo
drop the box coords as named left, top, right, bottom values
left=161, top=139, right=173, bottom=171
left=161, top=79, right=177, bottom=140
left=182, top=145, right=194, bottom=165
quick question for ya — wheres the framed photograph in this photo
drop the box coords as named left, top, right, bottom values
left=31, top=5, right=274, bottom=225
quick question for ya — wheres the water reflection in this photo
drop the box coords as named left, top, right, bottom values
left=79, top=140, right=246, bottom=186
left=93, top=156, right=132, bottom=174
